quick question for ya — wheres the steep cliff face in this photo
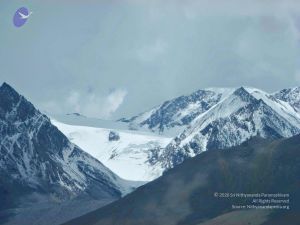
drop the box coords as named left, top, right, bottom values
left=0, top=83, right=135, bottom=225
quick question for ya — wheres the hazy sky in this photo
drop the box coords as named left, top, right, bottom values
left=1, top=0, right=300, bottom=119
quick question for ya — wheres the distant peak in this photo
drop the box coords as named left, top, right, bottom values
left=274, top=87, right=300, bottom=99
left=0, top=82, right=20, bottom=99
left=231, top=87, right=257, bottom=102
left=1, top=82, right=9, bottom=87
left=1, top=82, right=16, bottom=91
left=0, top=82, right=39, bottom=120
left=233, top=86, right=249, bottom=95
left=288, top=86, right=300, bottom=93
left=66, top=112, right=85, bottom=117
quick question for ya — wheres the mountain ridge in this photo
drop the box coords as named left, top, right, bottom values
left=123, top=86, right=300, bottom=134
left=118, top=86, right=300, bottom=171
left=0, top=82, right=137, bottom=225
left=52, top=85, right=300, bottom=182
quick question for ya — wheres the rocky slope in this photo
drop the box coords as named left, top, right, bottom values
left=122, top=87, right=300, bottom=170
left=273, top=87, right=300, bottom=113
left=122, top=88, right=233, bottom=135
left=158, top=87, right=300, bottom=169
left=0, top=83, right=136, bottom=225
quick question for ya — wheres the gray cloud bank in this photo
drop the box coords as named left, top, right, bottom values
left=1, top=0, right=300, bottom=119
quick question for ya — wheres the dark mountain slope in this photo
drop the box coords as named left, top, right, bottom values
left=63, top=135, right=300, bottom=225
left=0, top=83, right=135, bottom=225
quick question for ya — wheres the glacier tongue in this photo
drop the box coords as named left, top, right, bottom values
left=52, top=119, right=172, bottom=181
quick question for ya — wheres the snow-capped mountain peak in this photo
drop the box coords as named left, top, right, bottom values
left=152, top=86, right=300, bottom=170
left=0, top=82, right=136, bottom=206
left=51, top=85, right=300, bottom=182
left=124, top=87, right=235, bottom=135
left=273, top=87, right=300, bottom=113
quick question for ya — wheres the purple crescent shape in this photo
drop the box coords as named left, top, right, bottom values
left=13, top=7, right=29, bottom=27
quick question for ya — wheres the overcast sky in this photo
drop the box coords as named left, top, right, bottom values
left=1, top=0, right=300, bottom=119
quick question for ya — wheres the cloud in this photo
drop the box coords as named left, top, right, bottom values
left=66, top=91, right=81, bottom=113
left=2, top=0, right=300, bottom=119
left=65, top=89, right=127, bottom=119
left=101, top=89, right=128, bottom=118
left=42, top=88, right=127, bottom=119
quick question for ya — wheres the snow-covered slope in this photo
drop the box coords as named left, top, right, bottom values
left=53, top=86, right=300, bottom=182
left=273, top=87, right=300, bottom=113
left=52, top=120, right=171, bottom=181
left=0, top=83, right=138, bottom=223
left=247, top=87, right=300, bottom=127
left=121, top=88, right=234, bottom=135
left=155, top=87, right=300, bottom=169
left=123, top=87, right=300, bottom=137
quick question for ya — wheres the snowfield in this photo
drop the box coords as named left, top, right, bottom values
left=52, top=86, right=300, bottom=181
left=52, top=120, right=172, bottom=181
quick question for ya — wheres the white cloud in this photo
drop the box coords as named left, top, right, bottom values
left=101, top=89, right=128, bottom=118
left=66, top=91, right=80, bottom=113
left=41, top=88, right=127, bottom=119
left=64, top=89, right=127, bottom=119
